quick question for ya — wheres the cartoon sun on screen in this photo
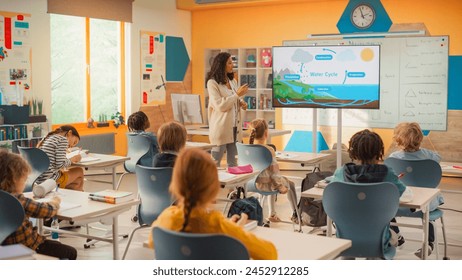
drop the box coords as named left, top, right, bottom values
left=360, top=48, right=375, bottom=62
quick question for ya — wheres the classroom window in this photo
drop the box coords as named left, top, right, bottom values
left=50, top=14, right=124, bottom=124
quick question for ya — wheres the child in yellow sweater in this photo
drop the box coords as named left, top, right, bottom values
left=149, top=148, right=277, bottom=260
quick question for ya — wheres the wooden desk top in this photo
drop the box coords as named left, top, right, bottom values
left=253, top=227, right=351, bottom=260
left=302, top=186, right=440, bottom=210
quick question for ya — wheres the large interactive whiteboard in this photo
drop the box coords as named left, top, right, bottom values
left=282, top=36, right=449, bottom=130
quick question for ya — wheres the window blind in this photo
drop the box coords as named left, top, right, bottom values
left=47, top=0, right=134, bottom=22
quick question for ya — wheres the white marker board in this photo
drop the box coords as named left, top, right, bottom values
left=282, top=36, right=449, bottom=130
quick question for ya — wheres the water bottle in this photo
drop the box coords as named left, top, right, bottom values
left=51, top=218, right=59, bottom=241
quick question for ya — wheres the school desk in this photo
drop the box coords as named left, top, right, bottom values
left=301, top=186, right=440, bottom=260
left=440, top=162, right=462, bottom=178
left=275, top=151, right=331, bottom=166
left=185, top=126, right=291, bottom=143
left=252, top=226, right=351, bottom=260
left=72, top=153, right=129, bottom=190
left=26, top=189, right=139, bottom=260
left=143, top=224, right=351, bottom=260
left=185, top=141, right=216, bottom=150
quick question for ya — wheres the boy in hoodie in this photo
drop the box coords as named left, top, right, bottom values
left=331, top=129, right=406, bottom=256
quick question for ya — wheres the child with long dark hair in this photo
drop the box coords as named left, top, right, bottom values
left=37, top=125, right=84, bottom=191
left=149, top=148, right=277, bottom=260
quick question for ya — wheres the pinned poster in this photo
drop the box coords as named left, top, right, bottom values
left=140, top=31, right=166, bottom=105
left=0, top=11, right=32, bottom=106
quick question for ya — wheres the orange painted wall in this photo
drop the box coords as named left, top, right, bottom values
left=190, top=0, right=462, bottom=149
left=52, top=122, right=128, bottom=156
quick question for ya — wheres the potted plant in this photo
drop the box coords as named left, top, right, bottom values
left=111, top=111, right=125, bottom=128
left=32, top=125, right=41, bottom=138
left=28, top=98, right=47, bottom=123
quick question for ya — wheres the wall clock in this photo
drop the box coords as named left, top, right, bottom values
left=351, top=3, right=376, bottom=29
left=337, top=0, right=392, bottom=33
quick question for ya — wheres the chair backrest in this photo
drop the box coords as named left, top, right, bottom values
left=323, top=181, right=400, bottom=259
left=17, top=147, right=50, bottom=193
left=236, top=142, right=274, bottom=193
left=124, top=133, right=152, bottom=173
left=0, top=190, right=25, bottom=243
left=135, top=165, right=174, bottom=225
left=152, top=227, right=249, bottom=260
left=236, top=142, right=273, bottom=171
left=384, top=158, right=442, bottom=188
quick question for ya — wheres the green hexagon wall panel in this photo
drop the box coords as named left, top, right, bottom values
left=166, top=36, right=190, bottom=82
left=337, top=0, right=392, bottom=33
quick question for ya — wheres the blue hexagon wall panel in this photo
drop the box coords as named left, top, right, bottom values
left=337, top=0, right=392, bottom=33
left=166, top=36, right=190, bottom=82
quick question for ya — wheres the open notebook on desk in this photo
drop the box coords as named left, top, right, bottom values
left=36, top=195, right=82, bottom=212
left=67, top=150, right=100, bottom=163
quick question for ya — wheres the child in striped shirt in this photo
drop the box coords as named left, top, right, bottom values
left=37, top=125, right=84, bottom=191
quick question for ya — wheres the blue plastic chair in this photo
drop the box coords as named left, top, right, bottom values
left=384, top=157, right=448, bottom=259
left=323, top=181, right=400, bottom=259
left=17, top=146, right=50, bottom=193
left=152, top=227, right=249, bottom=260
left=116, top=133, right=152, bottom=190
left=0, top=190, right=25, bottom=243
left=122, top=165, right=173, bottom=259
left=236, top=143, right=279, bottom=209
left=236, top=143, right=302, bottom=230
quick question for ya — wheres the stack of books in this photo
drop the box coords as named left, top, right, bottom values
left=88, top=189, right=134, bottom=204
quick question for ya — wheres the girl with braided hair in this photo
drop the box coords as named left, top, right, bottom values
left=148, top=148, right=277, bottom=260
left=331, top=129, right=406, bottom=255
left=36, top=125, right=84, bottom=191
left=127, top=110, right=159, bottom=166
left=248, top=118, right=299, bottom=224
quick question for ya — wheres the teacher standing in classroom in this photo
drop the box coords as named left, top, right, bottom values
left=206, top=52, right=248, bottom=167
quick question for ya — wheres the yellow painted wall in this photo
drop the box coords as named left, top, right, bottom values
left=191, top=0, right=462, bottom=151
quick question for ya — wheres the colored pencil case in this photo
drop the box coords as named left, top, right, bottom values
left=227, top=164, right=253, bottom=174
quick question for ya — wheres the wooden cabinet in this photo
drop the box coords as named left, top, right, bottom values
left=204, top=47, right=275, bottom=129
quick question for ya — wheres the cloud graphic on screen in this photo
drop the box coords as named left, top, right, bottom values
left=337, top=49, right=356, bottom=61
left=291, top=49, right=313, bottom=63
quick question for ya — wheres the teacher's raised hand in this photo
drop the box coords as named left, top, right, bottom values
left=236, top=83, right=249, bottom=97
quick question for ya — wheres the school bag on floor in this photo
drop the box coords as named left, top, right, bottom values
left=297, top=171, right=332, bottom=227
left=227, top=196, right=263, bottom=226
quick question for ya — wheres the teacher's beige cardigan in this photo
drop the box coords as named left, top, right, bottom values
left=207, top=79, right=243, bottom=146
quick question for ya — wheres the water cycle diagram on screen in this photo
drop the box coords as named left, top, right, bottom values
left=272, top=45, right=380, bottom=110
